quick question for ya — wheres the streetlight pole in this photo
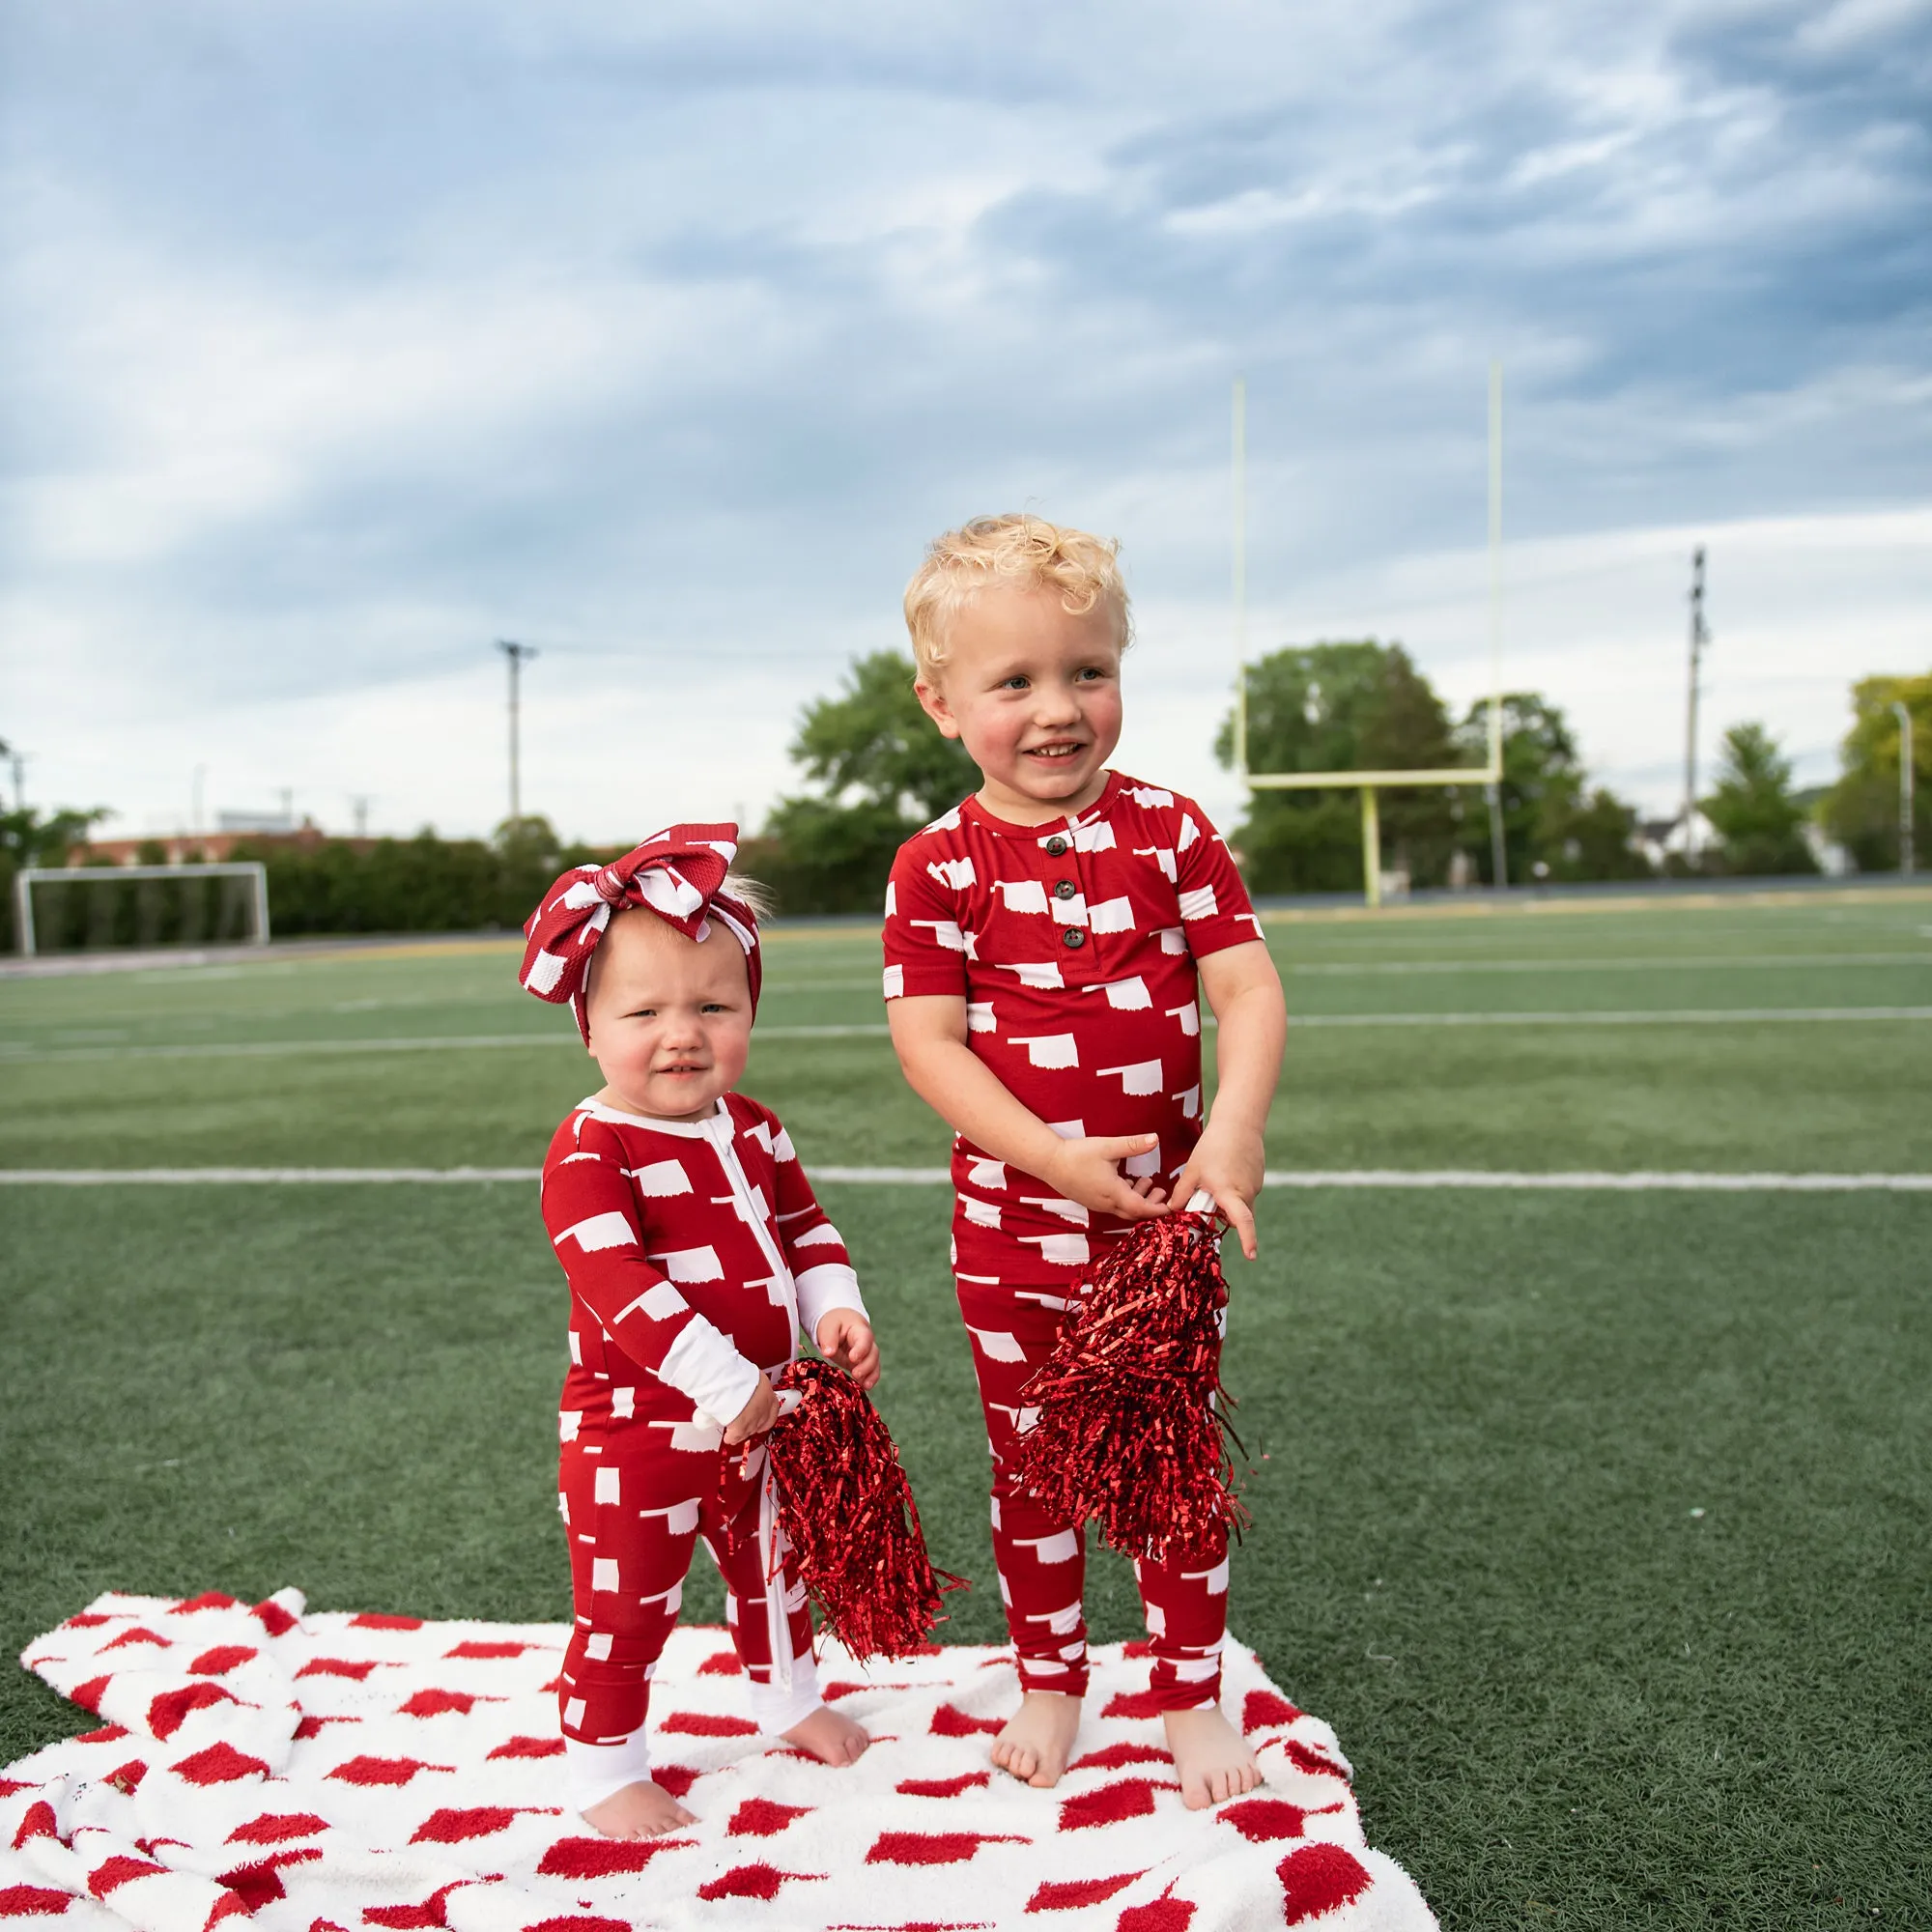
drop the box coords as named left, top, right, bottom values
left=497, top=640, right=539, bottom=833
left=1682, top=548, right=1709, bottom=867
left=1892, top=699, right=1916, bottom=875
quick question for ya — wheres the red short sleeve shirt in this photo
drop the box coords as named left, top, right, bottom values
left=882, top=770, right=1263, bottom=1284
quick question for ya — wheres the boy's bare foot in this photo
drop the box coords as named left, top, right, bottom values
left=991, top=1691, right=1082, bottom=1789
left=580, top=1778, right=696, bottom=1838
left=1163, top=1705, right=1263, bottom=1810
left=782, top=1704, right=869, bottom=1766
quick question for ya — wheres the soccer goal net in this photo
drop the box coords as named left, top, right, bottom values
left=12, top=863, right=270, bottom=957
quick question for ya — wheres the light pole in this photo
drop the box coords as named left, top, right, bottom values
left=1682, top=547, right=1709, bottom=867
left=1892, top=699, right=1916, bottom=875
left=497, top=640, right=539, bottom=833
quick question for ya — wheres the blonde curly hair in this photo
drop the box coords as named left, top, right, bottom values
left=903, top=513, right=1132, bottom=680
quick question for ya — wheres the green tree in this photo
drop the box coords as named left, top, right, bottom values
left=1700, top=722, right=1818, bottom=875
left=752, top=652, right=977, bottom=915
left=1213, top=641, right=1461, bottom=892
left=1453, top=695, right=1651, bottom=884
left=1819, top=672, right=1931, bottom=871
left=791, top=650, right=979, bottom=822
left=0, top=805, right=109, bottom=950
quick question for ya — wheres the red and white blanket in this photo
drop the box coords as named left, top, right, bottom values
left=2, top=1592, right=1435, bottom=1932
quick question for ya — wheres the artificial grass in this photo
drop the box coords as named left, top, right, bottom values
left=3, top=1183, right=1926, bottom=1926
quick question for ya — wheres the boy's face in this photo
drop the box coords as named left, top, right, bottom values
left=914, top=583, right=1124, bottom=824
left=582, top=909, right=753, bottom=1121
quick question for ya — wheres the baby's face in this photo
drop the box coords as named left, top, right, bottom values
left=915, top=583, right=1124, bottom=824
left=582, top=910, right=753, bottom=1122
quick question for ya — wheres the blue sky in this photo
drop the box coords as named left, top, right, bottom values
left=3, top=0, right=1928, bottom=843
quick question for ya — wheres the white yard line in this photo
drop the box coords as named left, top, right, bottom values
left=3, top=1007, right=1930, bottom=1064
left=1, top=1167, right=1926, bottom=1191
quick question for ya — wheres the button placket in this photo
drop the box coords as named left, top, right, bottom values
left=1039, top=825, right=1095, bottom=970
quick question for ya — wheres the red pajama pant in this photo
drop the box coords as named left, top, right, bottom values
left=556, top=1418, right=812, bottom=1746
left=957, top=1278, right=1230, bottom=1711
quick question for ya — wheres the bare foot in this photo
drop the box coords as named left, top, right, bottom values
left=782, top=1704, right=869, bottom=1766
left=991, top=1691, right=1082, bottom=1789
left=1163, top=1705, right=1263, bottom=1810
left=580, top=1778, right=696, bottom=1838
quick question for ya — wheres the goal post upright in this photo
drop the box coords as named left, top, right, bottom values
left=1232, top=366, right=1508, bottom=907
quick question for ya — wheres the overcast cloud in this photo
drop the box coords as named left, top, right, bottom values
left=3, top=0, right=1928, bottom=844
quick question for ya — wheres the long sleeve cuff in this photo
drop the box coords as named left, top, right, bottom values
left=795, top=1262, right=867, bottom=1341
left=656, top=1314, right=763, bottom=1428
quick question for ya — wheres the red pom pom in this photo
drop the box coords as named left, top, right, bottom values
left=1014, top=1209, right=1248, bottom=1564
left=764, top=1359, right=967, bottom=1661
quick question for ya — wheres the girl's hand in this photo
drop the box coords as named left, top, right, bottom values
left=1170, top=1125, right=1266, bottom=1260
left=724, top=1373, right=781, bottom=1445
left=814, top=1311, right=880, bottom=1389
left=1040, top=1132, right=1174, bottom=1221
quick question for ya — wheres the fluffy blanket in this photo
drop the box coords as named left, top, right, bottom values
left=2, top=1592, right=1435, bottom=1932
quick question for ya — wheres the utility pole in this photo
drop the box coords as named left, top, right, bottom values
left=497, top=639, right=539, bottom=833
left=1682, top=548, right=1709, bottom=867
left=349, top=794, right=372, bottom=840
left=1892, top=699, right=1916, bottom=875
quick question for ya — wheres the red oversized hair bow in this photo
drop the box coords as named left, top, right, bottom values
left=520, top=822, right=762, bottom=1040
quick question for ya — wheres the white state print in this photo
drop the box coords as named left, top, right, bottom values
left=1024, top=1232, right=1090, bottom=1265
left=1088, top=895, right=1136, bottom=934
left=882, top=964, right=905, bottom=998
left=996, top=879, right=1052, bottom=915
left=966, top=1157, right=1009, bottom=1189
left=1158, top=926, right=1187, bottom=954
left=1178, top=813, right=1201, bottom=850
left=772, top=1127, right=797, bottom=1163
left=1136, top=844, right=1179, bottom=881
left=963, top=1197, right=1002, bottom=1228
left=1046, top=1119, right=1086, bottom=1138
left=910, top=919, right=967, bottom=952
left=966, top=1325, right=1028, bottom=1363
left=1018, top=1195, right=1091, bottom=1226
left=1123, top=1146, right=1162, bottom=1178
left=558, top=1210, right=637, bottom=1254
left=1013, top=1530, right=1082, bottom=1565
left=1009, top=1033, right=1080, bottom=1069
left=884, top=880, right=896, bottom=917
left=791, top=1223, right=843, bottom=1247
left=924, top=806, right=963, bottom=832
left=1053, top=894, right=1089, bottom=927
left=994, top=960, right=1065, bottom=989
left=966, top=1002, right=997, bottom=1034
left=1128, top=784, right=1175, bottom=808
left=928, top=856, right=977, bottom=890
left=1097, top=1058, right=1164, bottom=1095
left=1173, top=1084, right=1204, bottom=1121
left=1071, top=820, right=1117, bottom=853
left=1086, top=976, right=1151, bottom=1009
left=646, top=1244, right=725, bottom=1282
left=1168, top=1001, right=1202, bottom=1036
left=1178, top=885, right=1218, bottom=922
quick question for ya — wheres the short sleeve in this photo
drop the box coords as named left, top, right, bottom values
left=1171, top=799, right=1264, bottom=959
left=881, top=837, right=971, bottom=1002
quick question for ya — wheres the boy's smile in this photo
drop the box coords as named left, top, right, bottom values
left=913, top=583, right=1124, bottom=826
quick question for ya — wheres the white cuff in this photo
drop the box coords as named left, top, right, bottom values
left=795, top=1263, right=867, bottom=1342
left=658, top=1315, right=762, bottom=1429
left=748, top=1643, right=823, bottom=1738
left=565, top=1730, right=652, bottom=1813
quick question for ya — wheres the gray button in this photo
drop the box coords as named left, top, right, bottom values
left=1062, top=928, right=1086, bottom=949
left=1054, top=880, right=1078, bottom=900
left=1044, top=836, right=1068, bottom=857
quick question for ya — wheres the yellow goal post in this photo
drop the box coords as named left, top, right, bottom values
left=1229, top=367, right=1508, bottom=907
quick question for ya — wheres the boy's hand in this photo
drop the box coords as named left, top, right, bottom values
left=814, top=1310, right=880, bottom=1389
left=724, top=1373, right=781, bottom=1445
left=1041, top=1132, right=1174, bottom=1222
left=1171, top=1124, right=1266, bottom=1261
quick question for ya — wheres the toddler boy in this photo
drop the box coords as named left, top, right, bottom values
left=883, top=515, right=1288, bottom=1809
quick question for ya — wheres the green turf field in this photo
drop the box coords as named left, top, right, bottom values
left=3, top=888, right=1929, bottom=1928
